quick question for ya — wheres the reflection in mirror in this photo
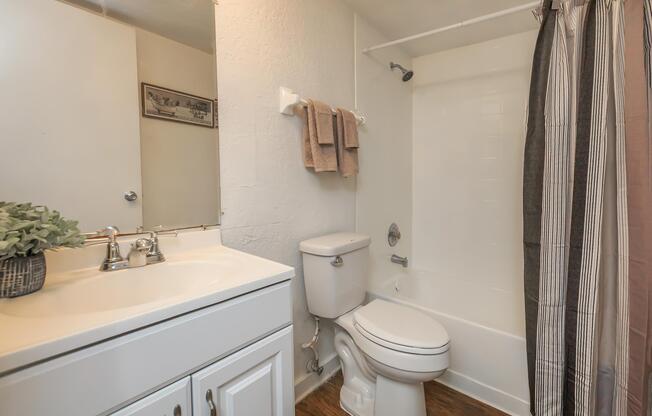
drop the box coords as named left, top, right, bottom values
left=0, top=0, right=220, bottom=233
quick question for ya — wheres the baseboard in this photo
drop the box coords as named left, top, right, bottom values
left=293, top=353, right=530, bottom=415
left=438, top=369, right=530, bottom=416
left=294, top=353, right=341, bottom=404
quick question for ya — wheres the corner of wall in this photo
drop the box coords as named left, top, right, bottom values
left=354, top=15, right=414, bottom=287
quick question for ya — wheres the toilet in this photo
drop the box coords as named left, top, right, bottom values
left=300, top=233, right=450, bottom=416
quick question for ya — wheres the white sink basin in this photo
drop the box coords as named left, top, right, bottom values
left=0, top=260, right=236, bottom=318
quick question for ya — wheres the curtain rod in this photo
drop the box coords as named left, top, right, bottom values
left=362, top=1, right=541, bottom=54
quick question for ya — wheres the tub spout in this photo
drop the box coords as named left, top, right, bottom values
left=391, top=254, right=408, bottom=268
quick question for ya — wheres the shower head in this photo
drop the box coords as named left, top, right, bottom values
left=390, top=62, right=414, bottom=82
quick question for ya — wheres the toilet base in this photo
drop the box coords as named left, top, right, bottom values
left=335, top=326, right=376, bottom=416
left=333, top=309, right=445, bottom=416
left=340, top=386, right=374, bottom=416
left=339, top=374, right=428, bottom=416
left=374, top=375, right=426, bottom=416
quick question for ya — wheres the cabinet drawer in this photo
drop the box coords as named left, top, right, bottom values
left=0, top=282, right=291, bottom=416
left=192, top=326, right=294, bottom=416
left=111, top=377, right=191, bottom=416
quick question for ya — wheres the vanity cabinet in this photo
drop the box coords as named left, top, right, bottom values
left=0, top=281, right=294, bottom=416
left=111, top=327, right=293, bottom=416
left=192, top=326, right=293, bottom=416
left=111, top=378, right=191, bottom=416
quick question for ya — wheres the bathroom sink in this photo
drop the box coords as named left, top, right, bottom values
left=0, top=230, right=295, bottom=378
left=0, top=260, right=234, bottom=318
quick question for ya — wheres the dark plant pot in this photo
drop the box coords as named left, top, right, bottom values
left=0, top=253, right=47, bottom=298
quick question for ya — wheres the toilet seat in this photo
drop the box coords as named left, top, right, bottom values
left=353, top=299, right=449, bottom=355
left=354, top=323, right=449, bottom=355
left=336, top=300, right=450, bottom=374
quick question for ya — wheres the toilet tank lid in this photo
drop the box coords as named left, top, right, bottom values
left=300, top=233, right=371, bottom=256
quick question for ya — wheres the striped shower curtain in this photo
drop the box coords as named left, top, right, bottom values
left=523, top=0, right=652, bottom=415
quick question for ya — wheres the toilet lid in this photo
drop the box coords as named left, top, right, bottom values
left=353, top=299, right=449, bottom=354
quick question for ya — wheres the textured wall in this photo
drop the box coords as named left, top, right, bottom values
left=214, top=0, right=356, bottom=387
left=355, top=17, right=414, bottom=288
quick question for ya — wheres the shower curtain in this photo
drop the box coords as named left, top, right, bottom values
left=523, top=0, right=652, bottom=415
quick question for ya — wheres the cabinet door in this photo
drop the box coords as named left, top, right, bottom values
left=111, top=377, right=190, bottom=416
left=192, top=326, right=294, bottom=416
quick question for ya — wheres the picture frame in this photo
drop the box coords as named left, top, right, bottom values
left=141, top=83, right=215, bottom=128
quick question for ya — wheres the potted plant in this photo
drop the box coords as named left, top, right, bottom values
left=0, top=202, right=85, bottom=298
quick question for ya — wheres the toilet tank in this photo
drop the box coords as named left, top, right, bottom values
left=299, top=233, right=371, bottom=319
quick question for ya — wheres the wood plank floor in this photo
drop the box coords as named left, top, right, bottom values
left=295, top=372, right=508, bottom=416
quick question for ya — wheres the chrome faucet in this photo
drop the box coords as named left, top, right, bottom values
left=99, top=226, right=126, bottom=271
left=391, top=254, right=409, bottom=268
left=143, top=228, right=177, bottom=265
left=97, top=226, right=176, bottom=272
left=127, top=238, right=153, bottom=268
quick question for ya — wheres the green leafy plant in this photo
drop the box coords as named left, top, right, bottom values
left=0, top=202, right=86, bottom=261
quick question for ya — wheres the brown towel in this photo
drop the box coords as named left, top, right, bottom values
left=336, top=109, right=359, bottom=177
left=310, top=99, right=336, bottom=145
left=338, top=108, right=359, bottom=148
left=296, top=106, right=314, bottom=168
left=300, top=101, right=337, bottom=172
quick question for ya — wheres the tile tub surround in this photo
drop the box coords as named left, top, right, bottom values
left=412, top=30, right=537, bottom=300
left=0, top=229, right=294, bottom=375
left=400, top=30, right=537, bottom=414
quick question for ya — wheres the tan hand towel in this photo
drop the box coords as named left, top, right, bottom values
left=307, top=100, right=337, bottom=172
left=310, top=99, right=336, bottom=145
left=338, top=108, right=359, bottom=148
left=336, top=109, right=359, bottom=177
left=296, top=106, right=314, bottom=168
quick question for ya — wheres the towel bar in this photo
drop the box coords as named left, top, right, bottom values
left=279, top=87, right=365, bottom=125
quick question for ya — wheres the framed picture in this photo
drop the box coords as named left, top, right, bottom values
left=141, top=83, right=215, bottom=128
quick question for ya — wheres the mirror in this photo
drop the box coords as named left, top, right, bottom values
left=0, top=0, right=220, bottom=233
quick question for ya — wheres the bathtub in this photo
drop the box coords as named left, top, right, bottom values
left=367, top=269, right=530, bottom=416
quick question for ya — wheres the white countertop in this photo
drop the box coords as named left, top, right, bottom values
left=0, top=229, right=294, bottom=375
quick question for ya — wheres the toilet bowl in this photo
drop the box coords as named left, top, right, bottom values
left=299, top=233, right=450, bottom=416
left=335, top=299, right=449, bottom=416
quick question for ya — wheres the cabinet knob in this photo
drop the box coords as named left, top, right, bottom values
left=206, top=389, right=218, bottom=416
left=173, top=404, right=182, bottom=416
left=124, top=191, right=138, bottom=202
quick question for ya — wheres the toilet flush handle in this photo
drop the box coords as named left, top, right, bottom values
left=331, top=256, right=344, bottom=267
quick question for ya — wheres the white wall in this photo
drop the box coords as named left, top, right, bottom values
left=136, top=29, right=220, bottom=230
left=355, top=17, right=413, bottom=287
left=411, top=31, right=538, bottom=336
left=0, top=0, right=142, bottom=232
left=215, top=0, right=536, bottom=402
left=214, top=0, right=356, bottom=393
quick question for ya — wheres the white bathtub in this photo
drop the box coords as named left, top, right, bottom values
left=368, top=269, right=530, bottom=416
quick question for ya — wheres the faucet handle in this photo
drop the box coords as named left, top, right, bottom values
left=99, top=225, right=121, bottom=241
left=140, top=226, right=176, bottom=265
left=132, top=237, right=153, bottom=252
left=99, top=226, right=125, bottom=271
left=149, top=225, right=178, bottom=238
